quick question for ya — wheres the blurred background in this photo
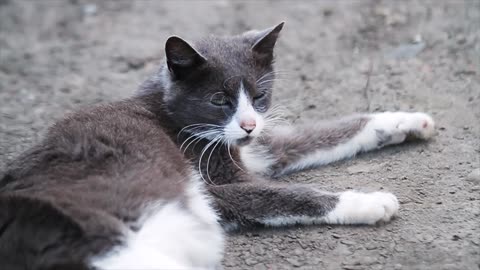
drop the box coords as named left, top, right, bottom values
left=0, top=1, right=479, bottom=269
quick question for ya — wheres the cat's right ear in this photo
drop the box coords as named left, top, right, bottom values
left=165, top=36, right=206, bottom=80
left=244, top=22, right=284, bottom=66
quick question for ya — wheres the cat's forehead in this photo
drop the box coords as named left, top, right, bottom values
left=195, top=36, right=256, bottom=75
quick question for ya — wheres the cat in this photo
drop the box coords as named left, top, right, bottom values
left=0, top=22, right=435, bottom=270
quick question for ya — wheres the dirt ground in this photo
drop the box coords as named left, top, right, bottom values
left=1, top=0, right=479, bottom=269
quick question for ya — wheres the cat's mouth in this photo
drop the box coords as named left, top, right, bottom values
left=235, top=136, right=253, bottom=146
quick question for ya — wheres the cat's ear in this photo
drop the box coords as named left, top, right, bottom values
left=165, top=36, right=206, bottom=80
left=250, top=22, right=284, bottom=61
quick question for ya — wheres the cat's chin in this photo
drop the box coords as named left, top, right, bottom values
left=235, top=136, right=253, bottom=146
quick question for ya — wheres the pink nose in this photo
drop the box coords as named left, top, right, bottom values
left=240, top=119, right=256, bottom=134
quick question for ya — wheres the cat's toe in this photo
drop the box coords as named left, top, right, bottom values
left=355, top=191, right=399, bottom=224
left=418, top=113, right=435, bottom=139
left=371, top=192, right=399, bottom=223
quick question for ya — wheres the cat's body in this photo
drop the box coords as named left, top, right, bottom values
left=0, top=23, right=435, bottom=270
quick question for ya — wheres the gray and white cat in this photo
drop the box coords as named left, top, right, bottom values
left=0, top=23, right=435, bottom=270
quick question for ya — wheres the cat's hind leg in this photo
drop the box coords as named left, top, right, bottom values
left=208, top=183, right=399, bottom=229
left=242, top=112, right=435, bottom=177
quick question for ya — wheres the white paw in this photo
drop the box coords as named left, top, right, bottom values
left=396, top=112, right=435, bottom=139
left=325, top=191, right=399, bottom=225
left=372, top=112, right=435, bottom=145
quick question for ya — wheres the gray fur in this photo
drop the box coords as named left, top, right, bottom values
left=376, top=129, right=393, bottom=147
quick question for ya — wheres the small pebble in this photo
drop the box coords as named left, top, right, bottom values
left=252, top=246, right=265, bottom=256
left=323, top=8, right=333, bottom=17
left=466, top=169, right=480, bottom=184
left=245, top=258, right=258, bottom=266
left=253, top=263, right=267, bottom=270
left=340, top=240, right=356, bottom=246
left=286, top=258, right=304, bottom=267
left=272, top=237, right=283, bottom=244
left=361, top=256, right=378, bottom=265
left=83, top=4, right=97, bottom=16
left=293, top=248, right=303, bottom=255
left=223, top=260, right=237, bottom=267
left=456, top=35, right=467, bottom=45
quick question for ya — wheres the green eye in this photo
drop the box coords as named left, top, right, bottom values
left=210, top=95, right=230, bottom=106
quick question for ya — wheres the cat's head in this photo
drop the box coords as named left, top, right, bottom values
left=156, top=23, right=284, bottom=145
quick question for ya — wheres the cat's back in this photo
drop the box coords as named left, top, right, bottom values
left=3, top=98, right=186, bottom=183
left=48, top=99, right=180, bottom=167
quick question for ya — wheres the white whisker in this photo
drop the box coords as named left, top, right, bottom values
left=198, top=135, right=222, bottom=185
left=181, top=130, right=222, bottom=153
left=256, top=70, right=291, bottom=84
left=206, top=136, right=224, bottom=184
left=227, top=139, right=245, bottom=173
left=257, top=78, right=289, bottom=87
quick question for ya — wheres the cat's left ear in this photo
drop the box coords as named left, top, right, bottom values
left=250, top=22, right=284, bottom=61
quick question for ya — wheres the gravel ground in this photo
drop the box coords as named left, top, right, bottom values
left=1, top=1, right=479, bottom=269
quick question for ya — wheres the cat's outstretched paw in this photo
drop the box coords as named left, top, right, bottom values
left=372, top=112, right=435, bottom=146
left=325, top=191, right=399, bottom=225
left=397, top=112, right=435, bottom=140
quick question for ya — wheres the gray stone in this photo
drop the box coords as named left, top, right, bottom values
left=286, top=258, right=304, bottom=267
left=466, top=169, right=480, bottom=183
left=245, top=258, right=258, bottom=266
left=253, top=263, right=267, bottom=270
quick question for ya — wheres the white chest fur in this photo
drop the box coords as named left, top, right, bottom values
left=91, top=174, right=224, bottom=270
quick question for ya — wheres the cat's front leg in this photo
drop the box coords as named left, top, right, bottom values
left=207, top=182, right=399, bottom=229
left=241, top=112, right=435, bottom=177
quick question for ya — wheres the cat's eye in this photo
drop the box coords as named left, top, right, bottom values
left=210, top=95, right=230, bottom=107
left=253, top=92, right=266, bottom=100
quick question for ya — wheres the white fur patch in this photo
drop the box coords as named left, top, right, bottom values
left=91, top=174, right=224, bottom=270
left=325, top=191, right=399, bottom=225
left=224, top=83, right=265, bottom=141
left=282, top=112, right=435, bottom=174
left=240, top=144, right=276, bottom=175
